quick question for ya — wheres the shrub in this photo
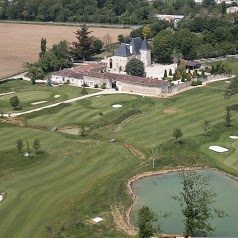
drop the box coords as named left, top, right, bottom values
left=99, top=112, right=104, bottom=116
left=94, top=84, right=99, bottom=88
left=81, top=87, right=88, bottom=95
left=101, top=83, right=107, bottom=89
left=197, top=80, right=202, bottom=85
left=191, top=81, right=198, bottom=86
left=82, top=82, right=88, bottom=87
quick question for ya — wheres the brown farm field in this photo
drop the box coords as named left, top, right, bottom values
left=0, top=23, right=131, bottom=79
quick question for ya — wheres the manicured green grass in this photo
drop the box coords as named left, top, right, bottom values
left=0, top=80, right=99, bottom=113
left=0, top=124, right=138, bottom=238
left=208, top=58, right=238, bottom=75
left=1, top=79, right=238, bottom=237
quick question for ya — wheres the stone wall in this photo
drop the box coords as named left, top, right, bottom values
left=117, top=81, right=166, bottom=96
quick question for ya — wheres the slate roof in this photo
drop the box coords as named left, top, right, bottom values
left=140, top=38, right=149, bottom=51
left=74, top=63, right=107, bottom=72
left=114, top=43, right=132, bottom=57
left=130, top=37, right=143, bottom=54
left=104, top=73, right=169, bottom=87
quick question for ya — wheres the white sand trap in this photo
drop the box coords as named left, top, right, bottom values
left=54, top=95, right=60, bottom=98
left=93, top=217, right=103, bottom=223
left=112, top=104, right=122, bottom=108
left=230, top=136, right=238, bottom=139
left=0, top=195, right=3, bottom=202
left=209, top=146, right=229, bottom=153
left=31, top=101, right=48, bottom=105
left=23, top=152, right=29, bottom=157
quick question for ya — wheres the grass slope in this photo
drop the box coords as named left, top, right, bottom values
left=0, top=80, right=98, bottom=113
left=1, top=79, right=238, bottom=237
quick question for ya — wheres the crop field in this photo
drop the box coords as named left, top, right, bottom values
left=0, top=23, right=131, bottom=79
left=1, top=79, right=238, bottom=237
left=0, top=80, right=98, bottom=113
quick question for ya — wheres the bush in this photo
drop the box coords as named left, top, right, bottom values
left=82, top=82, right=88, bottom=87
left=94, top=84, right=99, bottom=88
left=197, top=80, right=202, bottom=85
left=99, top=112, right=104, bottom=116
left=101, top=83, right=107, bottom=89
left=81, top=87, right=88, bottom=95
left=191, top=81, right=198, bottom=86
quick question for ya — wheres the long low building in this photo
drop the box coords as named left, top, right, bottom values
left=51, top=63, right=170, bottom=96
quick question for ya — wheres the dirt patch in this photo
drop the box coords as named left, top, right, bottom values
left=0, top=23, right=131, bottom=79
left=164, top=109, right=177, bottom=114
left=124, top=144, right=145, bottom=160
left=111, top=205, right=137, bottom=236
left=2, top=117, right=26, bottom=126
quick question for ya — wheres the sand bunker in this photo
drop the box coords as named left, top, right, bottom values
left=0, top=195, right=3, bottom=202
left=23, top=152, right=29, bottom=157
left=164, top=109, right=177, bottom=114
left=31, top=101, right=48, bottom=105
left=112, top=104, right=122, bottom=108
left=209, top=146, right=229, bottom=153
left=229, top=136, right=238, bottom=139
left=92, top=217, right=103, bottom=223
left=54, top=95, right=60, bottom=98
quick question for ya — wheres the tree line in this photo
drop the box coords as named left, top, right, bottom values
left=127, top=13, right=238, bottom=63
left=0, top=0, right=237, bottom=24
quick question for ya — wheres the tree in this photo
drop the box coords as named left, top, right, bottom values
left=153, top=30, right=174, bottom=63
left=39, top=37, right=47, bottom=57
left=102, top=33, right=112, bottom=51
left=169, top=69, right=172, bottom=76
left=173, top=170, right=227, bottom=236
left=125, top=58, right=145, bottom=77
left=33, top=138, right=40, bottom=153
left=120, top=11, right=130, bottom=28
left=225, top=106, right=231, bottom=127
left=173, top=128, right=183, bottom=145
left=16, top=139, right=23, bottom=155
left=26, top=141, right=32, bottom=159
left=202, top=120, right=211, bottom=138
left=81, top=87, right=88, bottom=95
left=164, top=69, right=167, bottom=78
left=137, top=206, right=159, bottom=238
left=70, top=25, right=94, bottom=61
left=10, top=96, right=20, bottom=110
left=225, top=78, right=238, bottom=99
left=143, top=25, right=151, bottom=38
left=92, top=38, right=103, bottom=54
left=26, top=64, right=44, bottom=84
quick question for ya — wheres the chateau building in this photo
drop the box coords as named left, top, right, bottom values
left=108, top=37, right=151, bottom=71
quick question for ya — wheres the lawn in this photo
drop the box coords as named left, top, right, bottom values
left=0, top=80, right=98, bottom=113
left=208, top=58, right=238, bottom=75
left=1, top=79, right=238, bottom=237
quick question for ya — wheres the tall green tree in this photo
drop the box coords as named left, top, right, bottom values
left=137, top=206, right=159, bottom=238
left=40, top=37, right=47, bottom=57
left=173, top=170, right=227, bottom=236
left=225, top=106, right=232, bottom=127
left=125, top=58, right=145, bottom=77
left=173, top=128, right=183, bottom=145
left=10, top=96, right=20, bottom=110
left=70, top=25, right=94, bottom=61
left=153, top=30, right=174, bottom=63
left=202, top=120, right=211, bottom=138
left=33, top=138, right=41, bottom=153
left=16, top=139, right=23, bottom=155
left=26, top=64, right=44, bottom=84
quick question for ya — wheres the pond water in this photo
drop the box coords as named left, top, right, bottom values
left=130, top=170, right=238, bottom=236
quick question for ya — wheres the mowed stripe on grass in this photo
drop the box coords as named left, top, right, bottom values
left=0, top=126, right=137, bottom=238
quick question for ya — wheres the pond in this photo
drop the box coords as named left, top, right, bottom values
left=130, top=170, right=238, bottom=236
